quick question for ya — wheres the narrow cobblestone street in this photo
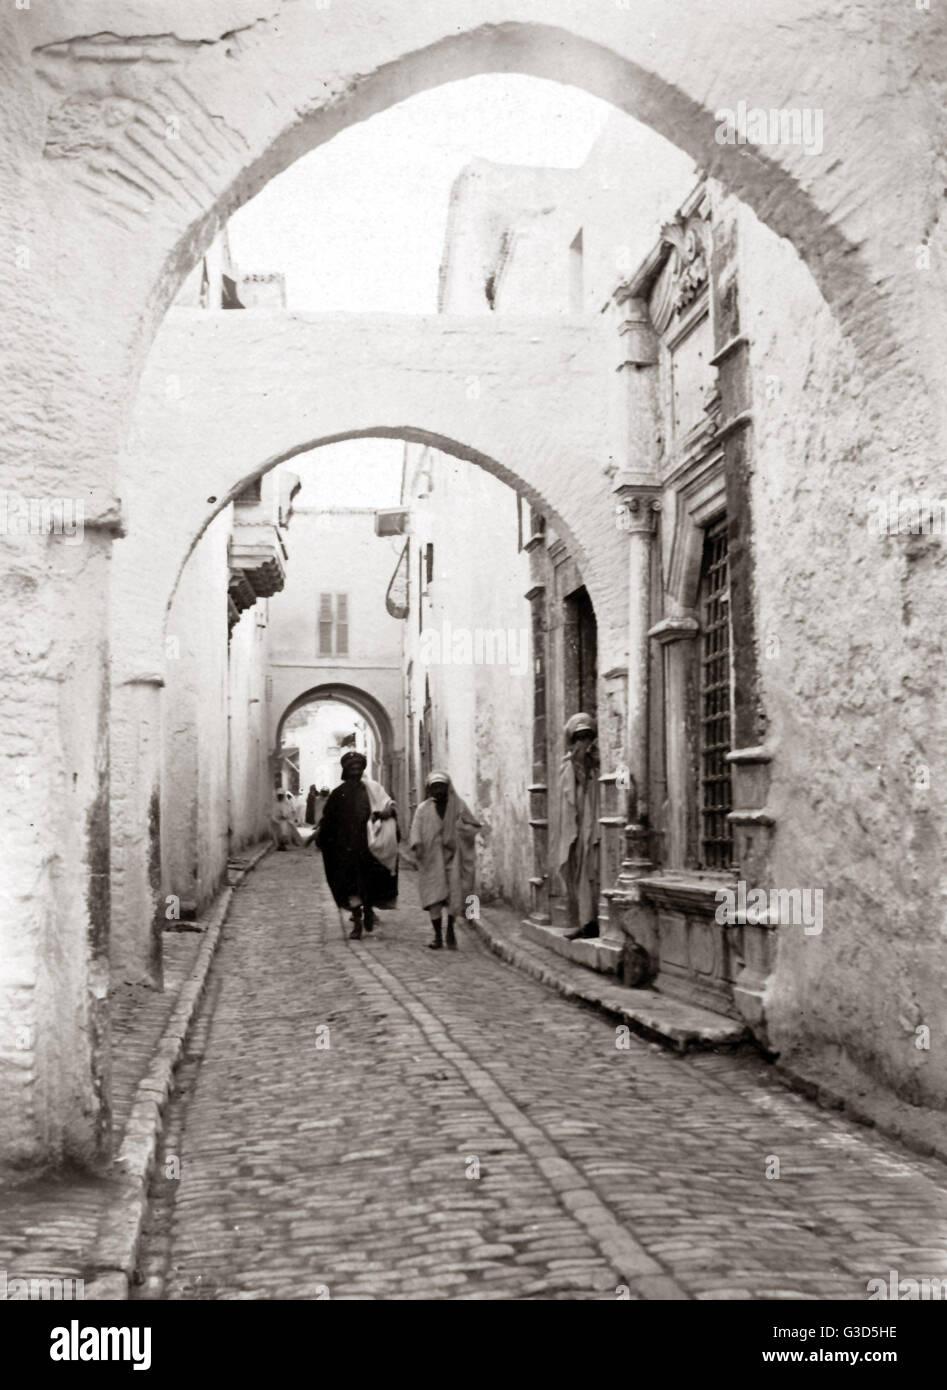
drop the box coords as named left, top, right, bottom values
left=134, top=850, right=947, bottom=1302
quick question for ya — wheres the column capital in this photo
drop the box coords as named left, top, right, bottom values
left=614, top=476, right=662, bottom=535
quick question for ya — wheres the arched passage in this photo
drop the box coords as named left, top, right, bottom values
left=28, top=3, right=936, bottom=404
left=112, top=311, right=622, bottom=687
left=274, top=683, right=397, bottom=798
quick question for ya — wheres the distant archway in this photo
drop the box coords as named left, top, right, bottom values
left=275, top=683, right=397, bottom=795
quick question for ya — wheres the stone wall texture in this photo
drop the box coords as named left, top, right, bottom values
left=735, top=191, right=947, bottom=1108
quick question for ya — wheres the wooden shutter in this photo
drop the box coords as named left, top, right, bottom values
left=318, top=592, right=333, bottom=655
left=335, top=593, right=349, bottom=655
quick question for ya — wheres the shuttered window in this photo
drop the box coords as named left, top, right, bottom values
left=318, top=593, right=334, bottom=655
left=318, top=593, right=349, bottom=656
left=698, top=517, right=733, bottom=869
left=335, top=593, right=349, bottom=655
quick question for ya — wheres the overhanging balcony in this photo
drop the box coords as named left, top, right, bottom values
left=228, top=522, right=287, bottom=631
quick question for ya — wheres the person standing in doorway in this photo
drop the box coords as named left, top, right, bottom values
left=305, top=784, right=318, bottom=825
left=316, top=751, right=398, bottom=938
left=409, top=771, right=482, bottom=951
left=558, top=712, right=600, bottom=940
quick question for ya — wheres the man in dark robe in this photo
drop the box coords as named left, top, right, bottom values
left=316, top=750, right=398, bottom=939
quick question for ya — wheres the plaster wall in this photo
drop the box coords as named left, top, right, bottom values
left=161, top=509, right=230, bottom=913
left=404, top=449, right=532, bottom=909
left=451, top=118, right=696, bottom=317
left=227, top=597, right=273, bottom=856
left=160, top=507, right=272, bottom=914
left=732, top=194, right=947, bottom=1113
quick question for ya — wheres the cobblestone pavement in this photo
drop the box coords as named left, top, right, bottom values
left=135, top=849, right=947, bottom=1301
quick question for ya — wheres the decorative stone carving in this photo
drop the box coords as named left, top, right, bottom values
left=648, top=205, right=711, bottom=335
left=614, top=483, right=661, bottom=535
left=661, top=213, right=709, bottom=312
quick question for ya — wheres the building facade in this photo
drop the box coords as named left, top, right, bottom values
left=389, top=109, right=947, bottom=1143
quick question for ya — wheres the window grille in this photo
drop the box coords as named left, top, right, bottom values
left=699, top=517, right=733, bottom=869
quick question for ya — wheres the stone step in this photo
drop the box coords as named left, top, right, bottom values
left=471, top=905, right=749, bottom=1054
left=521, top=918, right=623, bottom=975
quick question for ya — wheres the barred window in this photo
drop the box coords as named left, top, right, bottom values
left=698, top=517, right=733, bottom=869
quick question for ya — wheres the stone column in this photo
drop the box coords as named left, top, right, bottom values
left=524, top=562, right=550, bottom=923
left=0, top=512, right=119, bottom=1170
left=614, top=485, right=661, bottom=881
left=110, top=674, right=165, bottom=988
left=612, top=294, right=662, bottom=885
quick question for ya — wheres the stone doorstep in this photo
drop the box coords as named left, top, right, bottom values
left=521, top=918, right=623, bottom=975
left=474, top=909, right=748, bottom=1054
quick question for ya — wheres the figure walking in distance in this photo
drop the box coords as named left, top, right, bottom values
left=409, top=770, right=482, bottom=951
left=270, top=789, right=302, bottom=850
left=558, top=712, right=600, bottom=940
left=316, top=751, right=398, bottom=939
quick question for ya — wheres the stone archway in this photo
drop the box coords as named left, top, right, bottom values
left=112, top=311, right=620, bottom=688
left=25, top=1, right=940, bottom=396
left=4, top=0, right=945, bottom=1168
left=274, top=682, right=398, bottom=799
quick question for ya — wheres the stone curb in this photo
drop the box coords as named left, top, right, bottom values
left=474, top=908, right=947, bottom=1167
left=83, top=841, right=272, bottom=1300
left=470, top=908, right=747, bottom=1053
left=771, top=1062, right=947, bottom=1170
